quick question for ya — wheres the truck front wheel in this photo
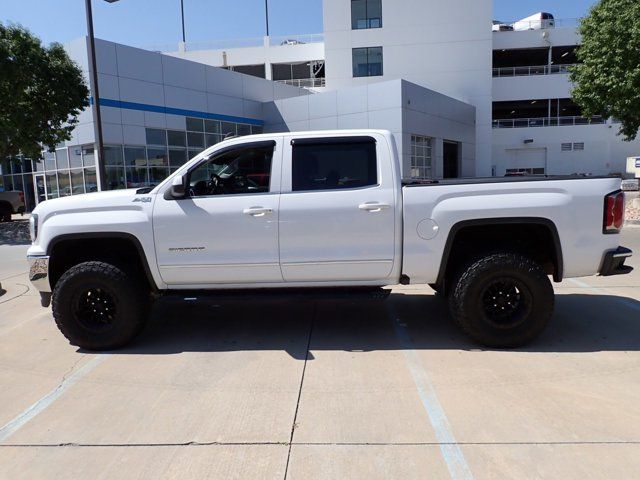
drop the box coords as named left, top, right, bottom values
left=52, top=261, right=149, bottom=350
left=449, top=253, right=554, bottom=348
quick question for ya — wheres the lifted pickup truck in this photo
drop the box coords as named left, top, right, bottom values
left=0, top=190, right=25, bottom=222
left=27, top=130, right=632, bottom=350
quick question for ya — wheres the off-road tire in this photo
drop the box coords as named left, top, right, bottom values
left=449, top=253, right=554, bottom=348
left=52, top=261, right=149, bottom=350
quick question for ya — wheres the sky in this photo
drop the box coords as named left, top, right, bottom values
left=0, top=0, right=599, bottom=49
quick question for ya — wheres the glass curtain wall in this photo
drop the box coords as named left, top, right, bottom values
left=34, top=116, right=262, bottom=203
left=35, top=146, right=98, bottom=200
left=0, top=156, right=36, bottom=211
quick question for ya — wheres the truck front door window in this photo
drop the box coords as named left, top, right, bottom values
left=189, top=144, right=274, bottom=196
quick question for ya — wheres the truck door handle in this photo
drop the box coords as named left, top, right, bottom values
left=359, top=202, right=390, bottom=212
left=243, top=207, right=273, bottom=217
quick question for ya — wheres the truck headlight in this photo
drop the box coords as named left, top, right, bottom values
left=29, top=214, right=38, bottom=242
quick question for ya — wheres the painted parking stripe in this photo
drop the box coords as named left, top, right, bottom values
left=568, top=278, right=640, bottom=312
left=0, top=354, right=107, bottom=443
left=387, top=303, right=475, bottom=480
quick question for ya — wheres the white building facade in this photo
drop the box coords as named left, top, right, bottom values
left=164, top=0, right=640, bottom=179
left=166, top=0, right=492, bottom=178
left=29, top=37, right=309, bottom=205
left=491, top=26, right=640, bottom=176
left=23, top=33, right=471, bottom=207
left=7, top=1, right=639, bottom=210
left=321, top=0, right=492, bottom=177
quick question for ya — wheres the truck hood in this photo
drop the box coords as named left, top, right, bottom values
left=32, top=189, right=155, bottom=218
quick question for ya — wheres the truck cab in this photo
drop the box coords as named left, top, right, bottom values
left=155, top=132, right=401, bottom=287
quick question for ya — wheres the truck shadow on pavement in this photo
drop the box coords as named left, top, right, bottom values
left=109, top=291, right=640, bottom=358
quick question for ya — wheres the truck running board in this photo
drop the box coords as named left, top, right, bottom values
left=161, top=287, right=392, bottom=303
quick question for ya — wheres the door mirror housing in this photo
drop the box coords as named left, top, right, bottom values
left=164, top=174, right=187, bottom=200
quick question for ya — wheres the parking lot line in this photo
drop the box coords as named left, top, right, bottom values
left=387, top=302, right=475, bottom=480
left=0, top=354, right=107, bottom=443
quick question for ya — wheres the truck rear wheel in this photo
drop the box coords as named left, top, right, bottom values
left=52, top=261, right=149, bottom=350
left=449, top=253, right=554, bottom=348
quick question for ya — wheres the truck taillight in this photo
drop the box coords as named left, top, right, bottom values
left=19, top=192, right=24, bottom=203
left=603, top=190, right=625, bottom=234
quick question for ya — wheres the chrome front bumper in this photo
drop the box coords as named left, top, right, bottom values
left=27, top=255, right=51, bottom=293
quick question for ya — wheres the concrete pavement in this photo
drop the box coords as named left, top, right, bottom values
left=0, top=229, right=639, bottom=479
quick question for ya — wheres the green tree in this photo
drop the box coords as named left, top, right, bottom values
left=0, top=23, right=89, bottom=160
left=570, top=0, right=640, bottom=141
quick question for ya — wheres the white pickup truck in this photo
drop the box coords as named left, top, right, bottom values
left=27, top=130, right=632, bottom=350
left=0, top=190, right=25, bottom=222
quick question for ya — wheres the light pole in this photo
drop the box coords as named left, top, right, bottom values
left=180, top=0, right=186, bottom=43
left=265, top=0, right=269, bottom=36
left=85, top=0, right=187, bottom=190
left=85, top=0, right=108, bottom=191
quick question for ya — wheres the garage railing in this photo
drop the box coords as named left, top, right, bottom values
left=492, top=116, right=606, bottom=129
left=492, top=64, right=576, bottom=77
left=275, top=78, right=326, bottom=88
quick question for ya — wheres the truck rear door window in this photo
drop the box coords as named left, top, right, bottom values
left=291, top=138, right=377, bottom=191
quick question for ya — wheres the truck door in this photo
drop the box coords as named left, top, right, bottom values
left=152, top=139, right=283, bottom=285
left=278, top=135, right=396, bottom=283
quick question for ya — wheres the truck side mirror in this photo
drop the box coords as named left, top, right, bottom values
left=164, top=174, right=187, bottom=200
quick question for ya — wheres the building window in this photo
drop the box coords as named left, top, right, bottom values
left=32, top=117, right=264, bottom=201
left=352, top=47, right=383, bottom=77
left=0, top=156, right=36, bottom=210
left=272, top=61, right=325, bottom=88
left=410, top=135, right=433, bottom=180
left=352, top=0, right=382, bottom=29
left=222, top=64, right=266, bottom=79
left=561, top=142, right=585, bottom=152
left=145, top=128, right=167, bottom=146
left=167, top=130, right=187, bottom=147
left=55, top=149, right=69, bottom=170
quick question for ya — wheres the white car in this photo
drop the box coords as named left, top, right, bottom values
left=27, top=130, right=632, bottom=350
left=0, top=190, right=25, bottom=222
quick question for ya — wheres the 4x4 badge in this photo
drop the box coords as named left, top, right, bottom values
left=132, top=197, right=152, bottom=203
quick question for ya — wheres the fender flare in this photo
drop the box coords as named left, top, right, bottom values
left=47, top=232, right=158, bottom=291
left=436, top=217, right=564, bottom=286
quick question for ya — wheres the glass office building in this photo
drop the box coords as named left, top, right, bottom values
left=31, top=117, right=261, bottom=203
left=8, top=34, right=296, bottom=211
left=0, top=156, right=37, bottom=212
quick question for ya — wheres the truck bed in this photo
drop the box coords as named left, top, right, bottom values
left=400, top=175, right=623, bottom=283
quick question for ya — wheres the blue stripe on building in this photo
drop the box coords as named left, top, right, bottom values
left=89, top=97, right=264, bottom=126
